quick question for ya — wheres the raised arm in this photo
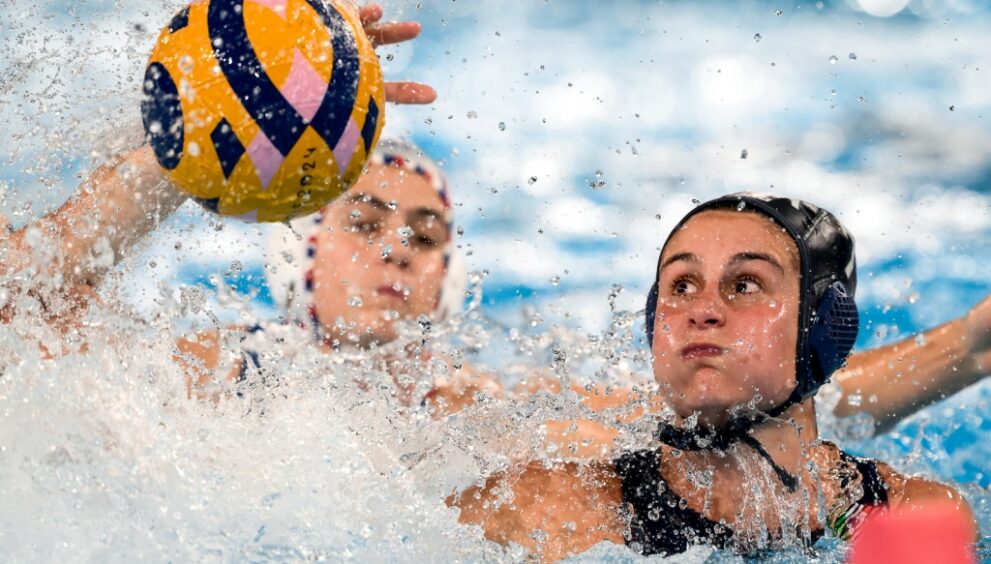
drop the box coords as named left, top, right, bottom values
left=833, top=294, right=990, bottom=433
left=0, top=146, right=184, bottom=322
left=1, top=3, right=435, bottom=324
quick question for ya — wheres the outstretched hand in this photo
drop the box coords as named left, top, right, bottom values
left=359, top=4, right=437, bottom=105
left=965, top=294, right=991, bottom=373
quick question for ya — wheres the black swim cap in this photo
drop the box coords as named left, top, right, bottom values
left=645, top=192, right=859, bottom=407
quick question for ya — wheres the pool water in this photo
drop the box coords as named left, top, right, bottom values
left=2, top=0, right=991, bottom=561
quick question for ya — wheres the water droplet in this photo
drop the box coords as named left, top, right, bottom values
left=178, top=56, right=194, bottom=74
left=736, top=201, right=746, bottom=211
left=847, top=393, right=862, bottom=407
left=187, top=142, right=200, bottom=157
left=348, top=296, right=363, bottom=307
left=774, top=8, right=783, bottom=15
left=691, top=198, right=701, bottom=205
left=350, top=210, right=361, bottom=218
left=417, top=315, right=431, bottom=332
left=828, top=55, right=839, bottom=64
left=740, top=148, right=748, bottom=159
left=397, top=225, right=414, bottom=247
left=466, top=110, right=478, bottom=119
left=381, top=244, right=393, bottom=258
left=528, top=176, right=538, bottom=185
left=385, top=53, right=394, bottom=62
left=848, top=52, right=857, bottom=60
left=550, top=275, right=560, bottom=286
left=753, top=33, right=762, bottom=42
left=498, top=121, right=506, bottom=131
left=949, top=105, right=955, bottom=111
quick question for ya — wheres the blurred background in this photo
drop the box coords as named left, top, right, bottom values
left=1, top=0, right=990, bottom=480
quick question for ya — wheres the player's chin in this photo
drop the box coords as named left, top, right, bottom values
left=668, top=380, right=750, bottom=425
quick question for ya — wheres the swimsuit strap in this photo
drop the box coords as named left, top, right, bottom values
left=827, top=449, right=889, bottom=541
left=738, top=433, right=799, bottom=492
left=840, top=451, right=888, bottom=505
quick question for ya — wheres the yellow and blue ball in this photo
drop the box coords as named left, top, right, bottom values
left=141, top=0, right=385, bottom=222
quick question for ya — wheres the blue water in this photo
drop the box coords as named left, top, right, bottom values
left=1, top=0, right=990, bottom=560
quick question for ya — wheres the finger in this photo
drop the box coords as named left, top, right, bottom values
left=367, top=21, right=421, bottom=47
left=384, top=81, right=437, bottom=104
left=359, top=4, right=384, bottom=26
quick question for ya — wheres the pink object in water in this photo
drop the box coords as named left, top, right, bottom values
left=281, top=49, right=328, bottom=123
left=246, top=132, right=283, bottom=190
left=847, top=501, right=976, bottom=564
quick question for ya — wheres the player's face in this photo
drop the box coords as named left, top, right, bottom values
left=651, top=210, right=801, bottom=427
left=311, top=164, right=449, bottom=347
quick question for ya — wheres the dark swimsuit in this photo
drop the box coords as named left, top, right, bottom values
left=614, top=447, right=888, bottom=557
left=235, top=324, right=267, bottom=383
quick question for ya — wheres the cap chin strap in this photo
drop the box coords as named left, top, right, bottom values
left=654, top=389, right=804, bottom=493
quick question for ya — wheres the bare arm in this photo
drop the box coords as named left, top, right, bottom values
left=450, top=461, right=626, bottom=561
left=422, top=359, right=505, bottom=417
left=514, top=378, right=663, bottom=459
left=0, top=145, right=186, bottom=292
left=875, top=461, right=978, bottom=541
left=0, top=2, right=435, bottom=304
left=174, top=328, right=245, bottom=401
left=834, top=295, right=991, bottom=433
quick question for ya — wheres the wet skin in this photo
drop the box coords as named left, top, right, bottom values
left=452, top=209, right=976, bottom=560
left=310, top=164, right=449, bottom=347
left=652, top=210, right=801, bottom=428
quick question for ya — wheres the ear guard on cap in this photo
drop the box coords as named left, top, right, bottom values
left=802, top=280, right=859, bottom=397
